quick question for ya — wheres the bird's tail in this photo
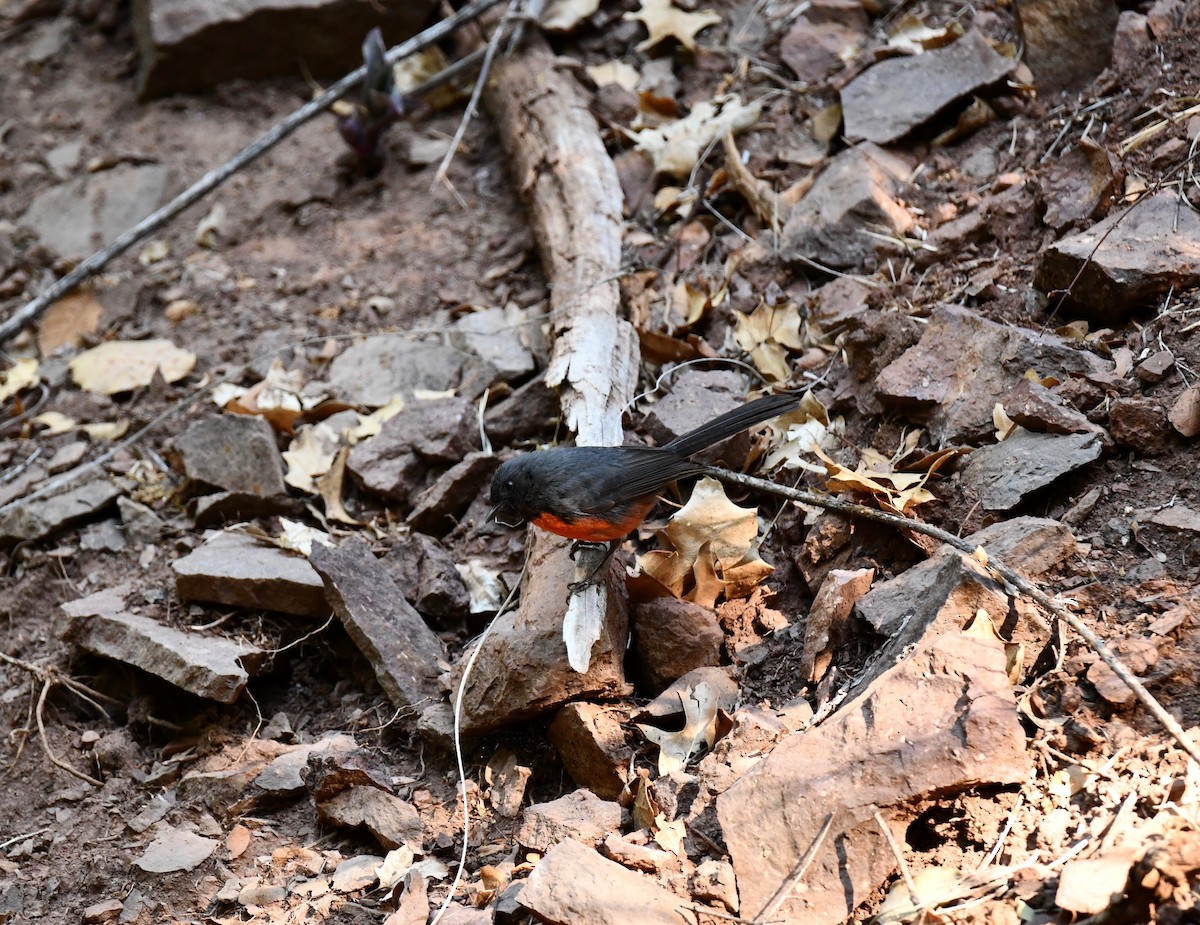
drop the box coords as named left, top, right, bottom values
left=662, top=392, right=800, bottom=458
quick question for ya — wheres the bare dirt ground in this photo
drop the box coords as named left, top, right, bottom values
left=1, top=1, right=1198, bottom=924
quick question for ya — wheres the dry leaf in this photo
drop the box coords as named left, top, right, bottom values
left=80, top=421, right=130, bottom=441
left=138, top=240, right=170, bottom=265
left=38, top=290, right=102, bottom=354
left=663, top=477, right=758, bottom=563
left=1169, top=385, right=1200, bottom=437
left=195, top=203, right=225, bottom=248
left=542, top=0, right=602, bottom=32
left=636, top=681, right=722, bottom=775
left=993, top=402, right=1017, bottom=441
left=624, top=0, right=721, bottom=51
left=652, top=816, right=686, bottom=855
left=634, top=94, right=761, bottom=177
left=375, top=846, right=416, bottom=892
left=348, top=394, right=405, bottom=442
left=876, top=865, right=966, bottom=922
left=228, top=360, right=305, bottom=433
left=70, top=340, right=195, bottom=395
left=0, top=357, right=39, bottom=403
left=33, top=411, right=74, bottom=435
left=283, top=423, right=340, bottom=493
left=318, top=446, right=360, bottom=525
left=276, top=519, right=334, bottom=556
left=734, top=299, right=805, bottom=381
left=882, top=15, right=964, bottom=57
left=811, top=444, right=936, bottom=515
left=586, top=60, right=641, bottom=91
left=631, top=771, right=660, bottom=831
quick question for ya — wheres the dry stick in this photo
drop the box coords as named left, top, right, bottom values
left=873, top=806, right=918, bottom=901
left=0, top=0, right=506, bottom=345
left=704, top=466, right=1200, bottom=769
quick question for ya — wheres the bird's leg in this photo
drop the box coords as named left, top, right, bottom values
left=568, top=540, right=609, bottom=561
left=567, top=540, right=621, bottom=595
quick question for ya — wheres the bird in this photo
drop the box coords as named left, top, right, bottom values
left=487, top=392, right=799, bottom=548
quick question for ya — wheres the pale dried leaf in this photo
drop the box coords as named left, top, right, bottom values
left=542, top=0, right=602, bottom=32
left=80, top=420, right=130, bottom=441
left=634, top=94, right=761, bottom=177
left=636, top=681, right=721, bottom=775
left=33, top=410, right=74, bottom=435
left=277, top=519, right=334, bottom=556
left=375, top=846, right=416, bottom=892
left=38, top=290, right=102, bottom=354
left=0, top=357, right=39, bottom=403
left=586, top=60, right=641, bottom=91
left=70, top=339, right=195, bottom=394
left=283, top=423, right=340, bottom=493
left=625, top=0, right=721, bottom=51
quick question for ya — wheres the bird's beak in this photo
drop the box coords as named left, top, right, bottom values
left=486, top=504, right=499, bottom=524
left=487, top=503, right=523, bottom=529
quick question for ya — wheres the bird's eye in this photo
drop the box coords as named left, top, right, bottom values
left=505, top=479, right=514, bottom=490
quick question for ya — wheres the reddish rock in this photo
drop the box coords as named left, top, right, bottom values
left=1018, top=0, right=1118, bottom=92
left=173, top=414, right=286, bottom=499
left=1003, top=378, right=1109, bottom=443
left=317, top=786, right=423, bottom=850
left=384, top=532, right=470, bottom=623
left=778, top=0, right=868, bottom=84
left=1108, top=397, right=1170, bottom=454
left=1109, top=11, right=1152, bottom=72
left=630, top=596, right=724, bottom=693
left=1038, top=138, right=1121, bottom=232
left=801, top=567, right=874, bottom=683
left=1135, top=350, right=1175, bottom=384
left=515, top=790, right=621, bottom=853
left=549, top=703, right=633, bottom=800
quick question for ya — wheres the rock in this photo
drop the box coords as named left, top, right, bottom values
left=173, top=414, right=286, bottom=498
left=238, top=883, right=286, bottom=906
left=1055, top=850, right=1139, bottom=914
left=407, top=451, right=498, bottom=535
left=494, top=882, right=526, bottom=925
left=0, top=479, right=120, bottom=543
left=318, top=786, right=423, bottom=850
left=304, top=747, right=392, bottom=803
left=718, top=625, right=1027, bottom=923
left=801, top=567, right=874, bottom=683
left=18, top=164, right=171, bottom=259
left=45, top=440, right=87, bottom=473
left=133, top=0, right=435, bottom=98
left=515, top=790, right=622, bottom=853
left=1034, top=191, right=1200, bottom=324
left=310, top=537, right=447, bottom=712
left=251, top=734, right=358, bottom=796
left=548, top=703, right=633, bottom=800
left=960, top=430, right=1104, bottom=511
left=518, top=838, right=699, bottom=925
left=330, top=854, right=382, bottom=893
left=1108, top=397, right=1170, bottom=454
left=875, top=303, right=1111, bottom=444
left=690, top=860, right=739, bottom=913
left=82, top=898, right=123, bottom=923
left=641, top=370, right=749, bottom=466
left=117, top=496, right=168, bottom=543
left=348, top=397, right=480, bottom=501
left=779, top=0, right=867, bottom=84
left=1110, top=11, right=1151, bottom=72
left=190, top=490, right=295, bottom=527
left=451, top=531, right=631, bottom=735
left=1003, top=378, right=1110, bottom=442
left=328, top=335, right=479, bottom=407
left=1017, top=0, right=1118, bottom=92
left=26, top=16, right=72, bottom=64
left=384, top=532, right=471, bottom=622
left=133, top=825, right=218, bottom=873
left=173, top=531, right=329, bottom=618
left=779, top=143, right=912, bottom=271
left=629, top=597, right=724, bottom=693
left=841, top=30, right=1014, bottom=144
left=1038, top=138, right=1122, bottom=232
left=452, top=305, right=537, bottom=381
left=487, top=751, right=532, bottom=818
left=808, top=276, right=874, bottom=331
left=1168, top=386, right=1200, bottom=437
left=57, top=605, right=263, bottom=704
left=80, top=519, right=127, bottom=552
left=856, top=516, right=1075, bottom=637
left=483, top=375, right=562, bottom=446
left=1135, top=350, right=1175, bottom=384
left=600, top=833, right=673, bottom=872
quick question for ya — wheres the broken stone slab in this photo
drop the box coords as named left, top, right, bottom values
left=519, top=838, right=697, bottom=925
left=483, top=374, right=562, bottom=446
left=1034, top=191, right=1200, bottom=325
left=176, top=740, right=291, bottom=811
left=317, top=786, right=423, bottom=850
left=57, top=604, right=264, bottom=704
left=133, top=824, right=218, bottom=873
left=629, top=597, right=723, bottom=694
left=384, top=532, right=471, bottom=623
left=1143, top=503, right=1200, bottom=533
left=1038, top=139, right=1122, bottom=232
left=1003, top=378, right=1111, bottom=444
left=1169, top=385, right=1200, bottom=437
left=778, top=0, right=868, bottom=84
left=328, top=335, right=485, bottom=408
left=304, top=746, right=393, bottom=803
left=640, top=370, right=748, bottom=467
left=18, top=164, right=171, bottom=260
left=0, top=479, right=121, bottom=543
left=875, top=303, right=1112, bottom=444
left=960, top=429, right=1104, bottom=511
left=800, top=567, right=874, bottom=683
left=717, top=626, right=1028, bottom=923
left=348, top=397, right=481, bottom=501
left=133, top=0, right=435, bottom=98
left=309, top=537, right=447, bottom=712
left=252, top=734, right=358, bottom=796
left=173, top=413, right=287, bottom=499
left=516, top=789, right=621, bottom=853
left=173, top=531, right=329, bottom=618
left=407, top=451, right=498, bottom=535
left=451, top=530, right=631, bottom=735
left=451, top=305, right=538, bottom=382
left=841, top=30, right=1015, bottom=144
left=548, top=703, right=634, bottom=800
left=117, top=496, right=168, bottom=544
left=779, top=142, right=913, bottom=271
left=1018, top=0, right=1119, bottom=93
left=856, top=516, right=1075, bottom=638
left=190, top=490, right=297, bottom=527
left=1108, top=397, right=1171, bottom=454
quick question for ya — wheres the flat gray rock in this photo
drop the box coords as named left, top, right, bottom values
left=452, top=306, right=537, bottom=381
left=961, top=430, right=1103, bottom=511
left=19, top=165, right=170, bottom=259
left=173, top=531, right=329, bottom=618
left=841, top=30, right=1014, bottom=144
left=1034, top=190, right=1200, bottom=324
left=133, top=0, right=435, bottom=98
left=0, top=480, right=121, bottom=543
left=329, top=335, right=483, bottom=408
left=1019, top=0, right=1119, bottom=93
left=174, top=414, right=287, bottom=498
left=317, top=785, right=423, bottom=850
left=310, top=537, right=447, bottom=711
left=133, top=825, right=217, bottom=873
left=780, top=143, right=912, bottom=271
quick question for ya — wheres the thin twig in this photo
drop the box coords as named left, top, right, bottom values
left=0, top=0, right=506, bottom=344
left=873, top=806, right=918, bottom=900
left=704, top=466, right=1200, bottom=769
left=35, top=677, right=102, bottom=786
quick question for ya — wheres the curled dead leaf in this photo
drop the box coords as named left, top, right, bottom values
left=70, top=340, right=195, bottom=395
